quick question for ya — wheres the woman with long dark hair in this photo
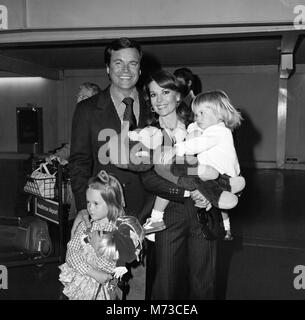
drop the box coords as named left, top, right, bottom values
left=141, top=69, right=217, bottom=300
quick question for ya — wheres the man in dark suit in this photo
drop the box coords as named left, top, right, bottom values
left=69, top=38, right=151, bottom=233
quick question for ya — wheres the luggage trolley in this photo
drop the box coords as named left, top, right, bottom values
left=1, top=160, right=69, bottom=267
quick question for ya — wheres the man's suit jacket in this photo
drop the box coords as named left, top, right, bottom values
left=69, top=86, right=151, bottom=216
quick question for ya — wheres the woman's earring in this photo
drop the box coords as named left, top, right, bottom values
left=150, top=107, right=155, bottom=112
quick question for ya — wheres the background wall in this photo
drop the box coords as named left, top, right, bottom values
left=168, top=66, right=279, bottom=164
left=59, top=64, right=300, bottom=166
left=1, top=63, right=304, bottom=165
left=286, top=65, right=305, bottom=163
left=0, top=0, right=304, bottom=164
left=58, top=70, right=110, bottom=146
left=2, top=0, right=301, bottom=29
left=0, top=76, right=58, bottom=153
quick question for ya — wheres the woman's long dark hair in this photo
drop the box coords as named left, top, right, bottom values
left=143, top=69, right=193, bottom=127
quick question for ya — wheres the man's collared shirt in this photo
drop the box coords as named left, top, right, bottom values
left=110, top=85, right=140, bottom=124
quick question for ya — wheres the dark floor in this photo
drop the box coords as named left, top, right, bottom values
left=0, top=159, right=305, bottom=300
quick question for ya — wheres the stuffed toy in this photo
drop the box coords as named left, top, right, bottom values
left=108, top=126, right=163, bottom=172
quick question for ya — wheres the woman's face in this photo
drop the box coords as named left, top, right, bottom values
left=148, top=80, right=180, bottom=117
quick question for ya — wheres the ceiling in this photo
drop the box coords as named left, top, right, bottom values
left=0, top=33, right=304, bottom=73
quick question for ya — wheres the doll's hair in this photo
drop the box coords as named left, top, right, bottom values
left=191, top=90, right=242, bottom=130
left=95, top=216, right=144, bottom=263
left=95, top=232, right=118, bottom=260
left=87, top=170, right=125, bottom=222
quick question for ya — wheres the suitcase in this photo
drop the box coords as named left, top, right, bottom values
left=0, top=216, right=52, bottom=259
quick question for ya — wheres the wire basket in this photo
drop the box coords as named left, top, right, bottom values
left=24, top=176, right=56, bottom=199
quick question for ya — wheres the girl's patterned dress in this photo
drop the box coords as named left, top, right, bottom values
left=59, top=220, right=119, bottom=300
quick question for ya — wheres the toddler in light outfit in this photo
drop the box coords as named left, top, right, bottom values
left=144, top=90, right=245, bottom=241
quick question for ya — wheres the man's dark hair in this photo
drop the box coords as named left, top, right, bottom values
left=104, top=37, right=142, bottom=67
left=173, top=68, right=195, bottom=85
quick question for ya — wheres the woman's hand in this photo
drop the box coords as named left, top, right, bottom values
left=160, top=147, right=176, bottom=165
left=70, top=209, right=91, bottom=237
left=190, top=190, right=212, bottom=211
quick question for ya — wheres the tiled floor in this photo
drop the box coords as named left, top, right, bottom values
left=1, top=159, right=305, bottom=300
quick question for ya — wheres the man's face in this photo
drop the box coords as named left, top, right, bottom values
left=107, top=48, right=141, bottom=93
left=76, top=87, right=94, bottom=103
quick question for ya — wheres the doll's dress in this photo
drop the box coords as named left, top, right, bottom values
left=59, top=235, right=117, bottom=300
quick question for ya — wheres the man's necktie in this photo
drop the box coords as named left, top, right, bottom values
left=122, top=97, right=137, bottom=130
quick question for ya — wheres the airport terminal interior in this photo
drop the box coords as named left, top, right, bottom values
left=1, top=1, right=305, bottom=300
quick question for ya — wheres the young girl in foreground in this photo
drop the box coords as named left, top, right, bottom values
left=59, top=170, right=144, bottom=300
left=146, top=90, right=244, bottom=240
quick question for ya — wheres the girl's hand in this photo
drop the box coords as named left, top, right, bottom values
left=89, top=269, right=112, bottom=284
left=113, top=267, right=128, bottom=279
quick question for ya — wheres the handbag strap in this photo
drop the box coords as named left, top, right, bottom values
left=41, top=163, right=57, bottom=177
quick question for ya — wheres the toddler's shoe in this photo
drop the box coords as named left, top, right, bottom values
left=143, top=218, right=166, bottom=235
left=145, top=233, right=155, bottom=242
left=229, top=176, right=246, bottom=194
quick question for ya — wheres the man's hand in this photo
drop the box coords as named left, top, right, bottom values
left=190, top=190, right=212, bottom=211
left=70, top=209, right=91, bottom=237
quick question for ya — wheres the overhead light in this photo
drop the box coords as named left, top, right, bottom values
left=0, top=77, right=45, bottom=84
